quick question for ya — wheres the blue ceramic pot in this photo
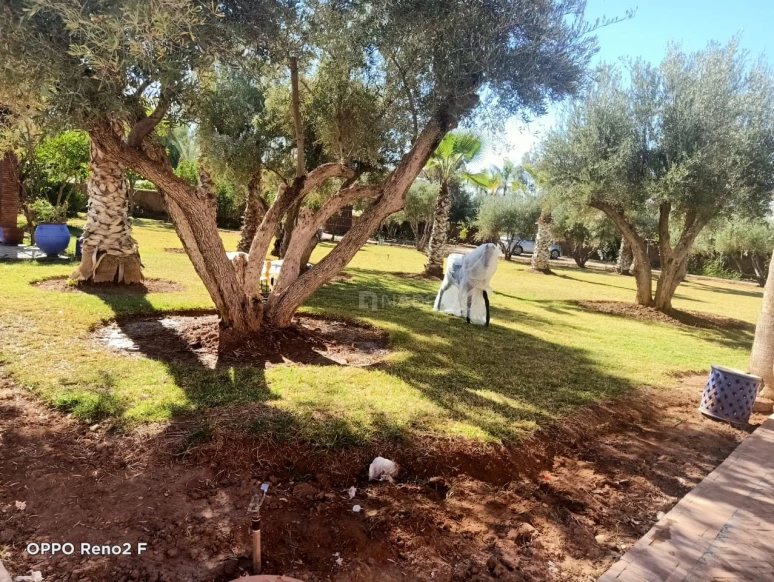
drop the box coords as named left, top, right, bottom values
left=35, top=223, right=70, bottom=257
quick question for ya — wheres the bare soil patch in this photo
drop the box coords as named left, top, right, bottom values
left=164, top=247, right=187, bottom=254
left=0, top=373, right=762, bottom=582
left=34, top=276, right=184, bottom=295
left=576, top=300, right=754, bottom=331
left=94, top=313, right=391, bottom=368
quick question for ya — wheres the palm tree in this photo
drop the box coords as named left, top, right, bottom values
left=423, top=131, right=485, bottom=277
left=749, top=250, right=774, bottom=402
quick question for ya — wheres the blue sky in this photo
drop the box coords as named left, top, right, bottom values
left=472, top=0, right=774, bottom=170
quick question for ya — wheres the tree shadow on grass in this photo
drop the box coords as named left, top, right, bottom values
left=66, top=264, right=752, bottom=448
left=308, top=269, right=640, bottom=441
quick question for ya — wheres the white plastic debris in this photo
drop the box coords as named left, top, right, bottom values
left=333, top=552, right=344, bottom=567
left=348, top=486, right=357, bottom=499
left=369, top=457, right=399, bottom=482
left=547, top=560, right=558, bottom=574
left=656, top=511, right=666, bottom=520
left=14, top=573, right=43, bottom=582
left=352, top=505, right=362, bottom=513
left=14, top=501, right=26, bottom=511
left=433, top=243, right=500, bottom=325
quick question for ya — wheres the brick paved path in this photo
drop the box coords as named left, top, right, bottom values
left=598, top=415, right=774, bottom=581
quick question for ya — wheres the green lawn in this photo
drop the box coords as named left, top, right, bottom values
left=0, top=218, right=762, bottom=445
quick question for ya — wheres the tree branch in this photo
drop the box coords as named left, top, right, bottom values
left=127, top=92, right=170, bottom=148
left=658, top=201, right=672, bottom=260
left=242, top=162, right=357, bottom=295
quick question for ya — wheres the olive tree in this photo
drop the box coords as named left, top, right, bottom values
left=553, top=204, right=617, bottom=268
left=474, top=194, right=541, bottom=260
left=386, top=181, right=439, bottom=251
left=540, top=42, right=774, bottom=310
left=714, top=218, right=774, bottom=286
left=1, top=0, right=599, bottom=350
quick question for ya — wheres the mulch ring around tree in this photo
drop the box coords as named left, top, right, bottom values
left=93, top=312, right=391, bottom=368
left=576, top=300, right=754, bottom=331
left=33, top=276, right=184, bottom=295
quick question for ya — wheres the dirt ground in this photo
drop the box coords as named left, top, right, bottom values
left=34, top=277, right=184, bottom=295
left=93, top=313, right=391, bottom=368
left=0, top=372, right=764, bottom=582
left=576, top=300, right=754, bottom=331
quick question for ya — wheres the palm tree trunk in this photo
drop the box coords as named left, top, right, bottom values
left=71, top=138, right=142, bottom=284
left=424, top=180, right=451, bottom=277
left=531, top=210, right=553, bottom=273
left=616, top=239, right=633, bottom=275
left=749, top=250, right=774, bottom=399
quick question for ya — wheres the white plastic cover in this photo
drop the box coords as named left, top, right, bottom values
left=433, top=243, right=500, bottom=325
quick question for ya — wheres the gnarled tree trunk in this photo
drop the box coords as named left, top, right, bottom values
left=71, top=137, right=142, bottom=284
left=424, top=180, right=450, bottom=277
left=592, top=201, right=653, bottom=306
left=237, top=171, right=268, bottom=253
left=531, top=210, right=553, bottom=273
left=616, top=239, right=633, bottom=275
left=653, top=204, right=705, bottom=311
left=749, top=250, right=774, bottom=399
left=96, top=93, right=479, bottom=349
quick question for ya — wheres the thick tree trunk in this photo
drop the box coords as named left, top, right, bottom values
left=653, top=255, right=688, bottom=310
left=424, top=180, right=451, bottom=277
left=750, top=250, right=774, bottom=399
left=237, top=172, right=268, bottom=253
left=71, top=137, right=142, bottom=284
left=531, top=211, right=553, bottom=273
left=592, top=201, right=653, bottom=306
left=616, top=239, right=633, bottom=275
left=751, top=253, right=768, bottom=287
left=653, top=205, right=705, bottom=312
left=571, top=243, right=593, bottom=268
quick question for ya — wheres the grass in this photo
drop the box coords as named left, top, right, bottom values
left=0, top=217, right=763, bottom=446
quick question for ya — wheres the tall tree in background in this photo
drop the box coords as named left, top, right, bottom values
left=1, top=0, right=599, bottom=349
left=197, top=71, right=272, bottom=253
left=540, top=42, right=774, bottom=309
left=713, top=218, right=774, bottom=286
left=474, top=194, right=541, bottom=260
left=423, top=131, right=485, bottom=277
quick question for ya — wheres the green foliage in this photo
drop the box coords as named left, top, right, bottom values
left=215, top=179, right=243, bottom=229
left=386, top=180, right=438, bottom=247
left=135, top=180, right=157, bottom=191
left=426, top=132, right=484, bottom=184
left=474, top=194, right=541, bottom=258
left=174, top=160, right=199, bottom=186
left=29, top=198, right=67, bottom=223
left=702, top=256, right=741, bottom=280
left=541, top=41, right=774, bottom=224
left=37, top=131, right=90, bottom=185
left=553, top=204, right=618, bottom=267
left=714, top=218, right=774, bottom=256
left=197, top=70, right=267, bottom=188
left=448, top=181, right=478, bottom=228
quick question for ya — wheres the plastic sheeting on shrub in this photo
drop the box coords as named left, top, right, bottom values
left=433, top=243, right=500, bottom=325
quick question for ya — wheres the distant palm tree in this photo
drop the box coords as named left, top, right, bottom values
left=423, top=131, right=485, bottom=276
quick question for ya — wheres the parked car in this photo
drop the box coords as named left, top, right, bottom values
left=500, top=237, right=562, bottom=259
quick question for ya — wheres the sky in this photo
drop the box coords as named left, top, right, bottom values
left=471, top=0, right=774, bottom=171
